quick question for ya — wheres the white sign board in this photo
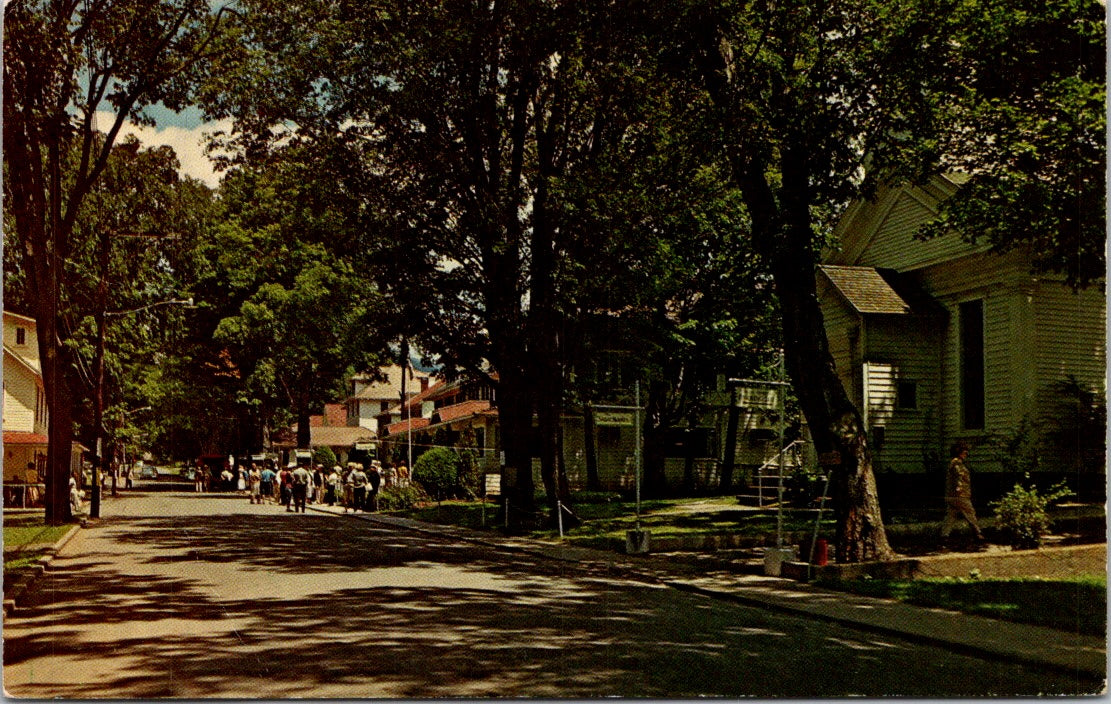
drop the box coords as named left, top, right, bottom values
left=736, top=387, right=780, bottom=410
left=485, top=474, right=502, bottom=496
left=595, top=411, right=635, bottom=427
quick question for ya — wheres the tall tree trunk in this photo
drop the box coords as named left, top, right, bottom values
left=39, top=318, right=75, bottom=526
left=641, top=380, right=670, bottom=498
left=494, top=367, right=537, bottom=529
left=690, top=23, right=896, bottom=562
left=771, top=239, right=895, bottom=562
left=296, top=404, right=311, bottom=449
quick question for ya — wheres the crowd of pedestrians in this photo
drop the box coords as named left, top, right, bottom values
left=229, top=458, right=409, bottom=513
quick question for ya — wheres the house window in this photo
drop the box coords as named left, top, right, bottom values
left=959, top=299, right=985, bottom=430
left=15, top=327, right=25, bottom=345
left=897, top=381, right=918, bottom=410
left=475, top=428, right=486, bottom=456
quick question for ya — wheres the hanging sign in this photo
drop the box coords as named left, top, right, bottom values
left=485, top=474, right=502, bottom=496
left=735, top=387, right=779, bottom=409
left=595, top=411, right=635, bottom=427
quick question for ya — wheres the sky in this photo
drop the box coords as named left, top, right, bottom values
left=102, top=105, right=231, bottom=188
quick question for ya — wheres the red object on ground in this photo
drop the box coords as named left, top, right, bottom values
left=814, top=539, right=829, bottom=566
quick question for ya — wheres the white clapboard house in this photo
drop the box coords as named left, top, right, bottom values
left=817, top=175, right=1105, bottom=477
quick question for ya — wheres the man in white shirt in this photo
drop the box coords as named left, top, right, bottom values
left=349, top=464, right=369, bottom=512
left=291, top=464, right=313, bottom=513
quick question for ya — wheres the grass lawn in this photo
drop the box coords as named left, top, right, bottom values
left=4, top=514, right=74, bottom=576
left=387, top=494, right=835, bottom=547
left=816, top=575, right=1106, bottom=635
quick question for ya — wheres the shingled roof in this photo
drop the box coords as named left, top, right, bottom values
left=819, top=265, right=945, bottom=318
left=819, top=265, right=912, bottom=314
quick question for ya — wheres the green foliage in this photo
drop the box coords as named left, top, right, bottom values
left=313, top=446, right=337, bottom=469
left=995, top=418, right=1041, bottom=474
left=570, top=491, right=624, bottom=505
left=1044, top=376, right=1106, bottom=472
left=991, top=475, right=1074, bottom=549
left=376, top=484, right=427, bottom=511
left=455, top=449, right=482, bottom=500
left=918, top=1, right=1106, bottom=288
left=413, top=447, right=462, bottom=501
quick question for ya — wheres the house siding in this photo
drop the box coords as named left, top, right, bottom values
left=3, top=314, right=39, bottom=371
left=861, top=316, right=942, bottom=473
left=823, top=177, right=1105, bottom=479
left=1032, top=281, right=1106, bottom=422
left=907, top=250, right=1038, bottom=469
left=834, top=180, right=991, bottom=272
left=3, top=369, right=36, bottom=432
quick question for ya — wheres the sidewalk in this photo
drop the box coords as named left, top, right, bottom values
left=311, top=504, right=1107, bottom=679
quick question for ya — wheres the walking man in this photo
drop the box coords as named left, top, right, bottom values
left=940, top=441, right=985, bottom=544
left=260, top=464, right=276, bottom=504
left=291, top=464, right=312, bottom=513
left=350, top=463, right=369, bottom=512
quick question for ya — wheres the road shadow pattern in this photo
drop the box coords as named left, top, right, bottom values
left=4, top=507, right=1101, bottom=698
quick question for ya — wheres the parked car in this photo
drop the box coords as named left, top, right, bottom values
left=139, top=465, right=158, bottom=479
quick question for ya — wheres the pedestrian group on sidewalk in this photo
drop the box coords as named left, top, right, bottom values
left=230, top=458, right=405, bottom=514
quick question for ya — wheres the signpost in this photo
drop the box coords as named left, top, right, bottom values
left=731, top=356, right=797, bottom=575
left=591, top=382, right=649, bottom=554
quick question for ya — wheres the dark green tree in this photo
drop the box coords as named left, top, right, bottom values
left=207, top=0, right=711, bottom=527
left=3, top=0, right=236, bottom=523
left=191, top=161, right=392, bottom=454
left=663, top=0, right=1103, bottom=561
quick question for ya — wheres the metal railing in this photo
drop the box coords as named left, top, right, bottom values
left=755, top=440, right=806, bottom=508
left=3, top=482, right=47, bottom=508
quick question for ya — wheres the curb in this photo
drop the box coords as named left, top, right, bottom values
left=4, top=522, right=82, bottom=616
left=664, top=579, right=1107, bottom=679
left=312, top=505, right=1107, bottom=679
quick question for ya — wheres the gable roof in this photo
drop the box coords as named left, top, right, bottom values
left=310, top=425, right=375, bottom=448
left=4, top=345, right=43, bottom=379
left=828, top=174, right=986, bottom=272
left=434, top=399, right=492, bottom=424
left=350, top=365, right=431, bottom=402
left=385, top=417, right=430, bottom=436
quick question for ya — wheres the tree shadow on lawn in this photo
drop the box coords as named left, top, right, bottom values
left=3, top=511, right=1101, bottom=698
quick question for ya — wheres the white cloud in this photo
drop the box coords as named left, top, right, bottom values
left=95, top=112, right=234, bottom=188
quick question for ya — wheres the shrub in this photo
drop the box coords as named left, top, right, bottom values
left=313, top=446, right=337, bottom=468
left=456, top=448, right=482, bottom=498
left=991, top=475, right=1073, bottom=549
left=377, top=483, right=426, bottom=511
left=413, top=447, right=460, bottom=501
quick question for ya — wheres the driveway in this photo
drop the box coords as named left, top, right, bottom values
left=3, top=492, right=1100, bottom=697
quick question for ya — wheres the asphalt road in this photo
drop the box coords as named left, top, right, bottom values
left=2, top=492, right=1100, bottom=698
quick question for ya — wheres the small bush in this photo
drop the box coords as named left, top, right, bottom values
left=313, top=446, right=337, bottom=468
left=377, top=483, right=426, bottom=511
left=991, top=474, right=1073, bottom=549
left=456, top=449, right=482, bottom=498
left=413, top=447, right=461, bottom=501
